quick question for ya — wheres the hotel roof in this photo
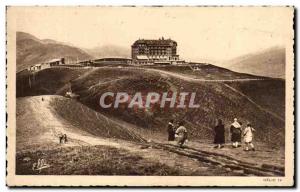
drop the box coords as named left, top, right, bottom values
left=132, top=38, right=177, bottom=47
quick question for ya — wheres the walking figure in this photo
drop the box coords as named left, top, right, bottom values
left=59, top=134, right=68, bottom=144
left=243, top=123, right=256, bottom=151
left=175, top=121, right=188, bottom=148
left=63, top=134, right=68, bottom=143
left=214, top=119, right=225, bottom=149
left=230, top=118, right=242, bottom=148
left=167, top=120, right=175, bottom=141
left=59, top=134, right=64, bottom=144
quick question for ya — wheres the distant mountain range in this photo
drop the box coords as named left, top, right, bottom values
left=17, top=32, right=285, bottom=78
left=226, top=47, right=285, bottom=79
left=16, top=32, right=132, bottom=72
left=16, top=32, right=93, bottom=71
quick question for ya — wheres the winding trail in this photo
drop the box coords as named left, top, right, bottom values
left=16, top=96, right=238, bottom=175
left=48, top=65, right=265, bottom=83
left=145, top=68, right=264, bottom=82
left=17, top=96, right=284, bottom=176
left=17, top=65, right=285, bottom=176
left=26, top=96, right=122, bottom=148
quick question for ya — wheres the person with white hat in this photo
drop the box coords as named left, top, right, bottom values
left=243, top=123, right=256, bottom=151
left=230, top=118, right=242, bottom=148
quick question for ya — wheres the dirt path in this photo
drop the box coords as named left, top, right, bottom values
left=143, top=67, right=263, bottom=82
left=17, top=96, right=284, bottom=176
left=20, top=95, right=145, bottom=147
left=18, top=96, right=239, bottom=175
left=52, top=66, right=264, bottom=82
left=150, top=142, right=284, bottom=176
left=27, top=96, right=126, bottom=148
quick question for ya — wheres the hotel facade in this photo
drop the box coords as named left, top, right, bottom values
left=131, top=38, right=184, bottom=65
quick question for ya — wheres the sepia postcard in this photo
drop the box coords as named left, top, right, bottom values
left=6, top=6, right=294, bottom=187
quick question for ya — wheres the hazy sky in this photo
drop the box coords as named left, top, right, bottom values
left=11, top=7, right=293, bottom=62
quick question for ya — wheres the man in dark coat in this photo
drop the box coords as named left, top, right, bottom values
left=214, top=119, right=225, bottom=149
left=167, top=120, right=175, bottom=141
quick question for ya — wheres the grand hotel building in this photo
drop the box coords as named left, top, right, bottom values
left=131, top=37, right=183, bottom=65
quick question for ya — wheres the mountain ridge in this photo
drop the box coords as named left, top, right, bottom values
left=226, top=46, right=285, bottom=79
left=16, top=32, right=93, bottom=72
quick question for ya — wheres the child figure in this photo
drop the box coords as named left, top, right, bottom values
left=243, top=123, right=256, bottom=151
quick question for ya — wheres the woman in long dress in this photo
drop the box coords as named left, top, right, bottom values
left=167, top=120, right=175, bottom=141
left=214, top=119, right=225, bottom=149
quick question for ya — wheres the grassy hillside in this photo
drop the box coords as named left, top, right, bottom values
left=16, top=68, right=92, bottom=97
left=16, top=95, right=144, bottom=152
left=70, top=68, right=285, bottom=145
left=146, top=64, right=265, bottom=80
left=17, top=32, right=93, bottom=71
left=16, top=66, right=285, bottom=145
left=16, top=145, right=182, bottom=175
left=225, top=80, right=285, bottom=119
left=49, top=96, right=145, bottom=142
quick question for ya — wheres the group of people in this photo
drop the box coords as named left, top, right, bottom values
left=167, top=120, right=188, bottom=148
left=214, top=118, right=256, bottom=151
left=59, top=134, right=68, bottom=144
left=167, top=118, right=256, bottom=151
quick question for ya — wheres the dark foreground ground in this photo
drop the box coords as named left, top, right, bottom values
left=16, top=144, right=246, bottom=176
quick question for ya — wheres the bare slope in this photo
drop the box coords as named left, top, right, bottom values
left=16, top=95, right=144, bottom=151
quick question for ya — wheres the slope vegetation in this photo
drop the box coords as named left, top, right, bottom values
left=16, top=65, right=285, bottom=145
left=70, top=67, right=285, bottom=145
left=16, top=68, right=92, bottom=97
left=146, top=64, right=264, bottom=80
left=16, top=95, right=144, bottom=151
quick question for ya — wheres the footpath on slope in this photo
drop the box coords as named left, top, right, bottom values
left=17, top=95, right=284, bottom=176
left=145, top=141, right=285, bottom=176
left=16, top=96, right=242, bottom=176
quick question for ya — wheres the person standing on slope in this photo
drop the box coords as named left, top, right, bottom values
left=175, top=121, right=188, bottom=148
left=243, top=123, right=256, bottom=151
left=230, top=118, right=242, bottom=148
left=167, top=120, right=175, bottom=141
left=214, top=119, right=225, bottom=149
